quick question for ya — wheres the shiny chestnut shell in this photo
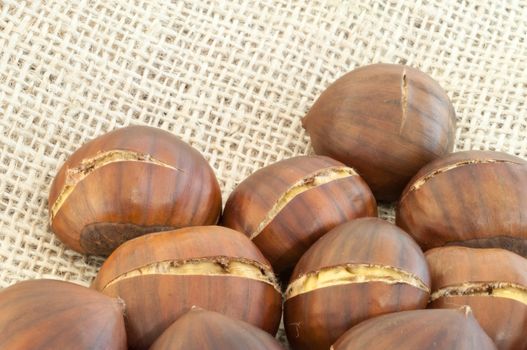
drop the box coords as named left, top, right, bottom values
left=49, top=125, right=222, bottom=255
left=426, top=246, right=527, bottom=350
left=222, top=155, right=377, bottom=273
left=150, top=308, right=284, bottom=350
left=332, top=308, right=496, bottom=350
left=284, top=217, right=430, bottom=350
left=93, top=226, right=282, bottom=350
left=397, top=150, right=527, bottom=257
left=303, top=63, right=456, bottom=201
left=0, top=279, right=126, bottom=349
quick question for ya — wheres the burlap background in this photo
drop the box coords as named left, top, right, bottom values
left=1, top=0, right=526, bottom=345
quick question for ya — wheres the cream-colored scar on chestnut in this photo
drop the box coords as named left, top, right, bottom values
left=430, top=281, right=527, bottom=305
left=50, top=150, right=181, bottom=222
left=100, top=256, right=281, bottom=292
left=400, top=159, right=525, bottom=201
left=285, top=263, right=430, bottom=300
left=250, top=166, right=358, bottom=240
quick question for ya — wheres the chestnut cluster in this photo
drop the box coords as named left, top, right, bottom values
left=1, top=64, right=526, bottom=350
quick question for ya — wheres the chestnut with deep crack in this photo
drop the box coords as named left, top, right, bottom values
left=48, top=125, right=222, bottom=255
left=93, top=226, right=282, bottom=350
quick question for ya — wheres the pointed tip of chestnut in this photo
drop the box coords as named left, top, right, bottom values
left=0, top=279, right=127, bottom=350
left=150, top=309, right=284, bottom=350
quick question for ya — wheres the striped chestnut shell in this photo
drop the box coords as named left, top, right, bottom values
left=284, top=217, right=430, bottom=350
left=303, top=63, right=456, bottom=202
left=426, top=246, right=527, bottom=350
left=0, top=279, right=127, bottom=349
left=332, top=307, right=496, bottom=350
left=93, top=226, right=282, bottom=350
left=150, top=308, right=284, bottom=350
left=397, top=150, right=527, bottom=257
left=48, top=125, right=222, bottom=255
left=222, top=155, right=377, bottom=274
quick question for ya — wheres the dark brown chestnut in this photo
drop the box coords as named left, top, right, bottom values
left=149, top=308, right=284, bottom=350
left=303, top=63, right=456, bottom=202
left=222, top=155, right=377, bottom=273
left=332, top=307, right=496, bottom=350
left=93, top=226, right=282, bottom=350
left=284, top=217, right=430, bottom=350
left=48, top=125, right=222, bottom=256
left=0, top=279, right=126, bottom=349
left=397, top=150, right=527, bottom=257
left=426, top=246, right=527, bottom=350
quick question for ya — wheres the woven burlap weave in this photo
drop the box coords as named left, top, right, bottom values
left=1, top=0, right=526, bottom=344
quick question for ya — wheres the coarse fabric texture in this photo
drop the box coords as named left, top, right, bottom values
left=0, top=0, right=526, bottom=344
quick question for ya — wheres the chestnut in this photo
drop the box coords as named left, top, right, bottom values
left=284, top=217, right=430, bottom=350
left=426, top=246, right=527, bottom=350
left=48, top=125, right=222, bottom=256
left=222, top=155, right=377, bottom=273
left=93, top=226, right=282, bottom=350
left=149, top=308, right=284, bottom=350
left=0, top=279, right=126, bottom=349
left=302, top=63, right=456, bottom=202
left=397, top=150, right=527, bottom=256
left=332, top=307, right=496, bottom=350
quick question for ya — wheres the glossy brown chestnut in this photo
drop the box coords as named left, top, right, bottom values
left=222, top=155, right=377, bottom=273
left=149, top=308, right=284, bottom=350
left=284, top=217, right=431, bottom=350
left=332, top=307, right=496, bottom=350
left=93, top=226, right=282, bottom=350
left=0, top=279, right=126, bottom=349
left=48, top=125, right=222, bottom=255
left=397, top=150, right=527, bottom=256
left=303, top=63, right=456, bottom=201
left=426, top=246, right=527, bottom=350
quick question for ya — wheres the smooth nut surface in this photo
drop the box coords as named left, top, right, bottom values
left=284, top=217, right=430, bottom=350
left=303, top=63, right=456, bottom=201
left=397, top=150, right=527, bottom=256
left=223, top=155, right=377, bottom=273
left=93, top=226, right=282, bottom=350
left=332, top=307, right=496, bottom=350
left=426, top=246, right=527, bottom=350
left=48, top=125, right=222, bottom=255
left=150, top=308, right=284, bottom=350
left=0, top=279, right=127, bottom=350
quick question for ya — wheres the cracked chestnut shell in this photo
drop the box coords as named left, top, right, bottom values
left=48, top=125, right=222, bottom=256
left=397, top=150, right=527, bottom=257
left=332, top=307, right=496, bottom=350
left=222, top=155, right=377, bottom=273
left=303, top=63, right=456, bottom=202
left=150, top=308, right=284, bottom=350
left=284, top=217, right=431, bottom=350
left=0, top=279, right=126, bottom=349
left=426, top=246, right=527, bottom=350
left=93, top=226, right=282, bottom=350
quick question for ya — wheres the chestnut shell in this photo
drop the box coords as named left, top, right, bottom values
left=0, top=279, right=126, bottom=349
left=150, top=308, right=284, bottom=350
left=303, top=63, right=456, bottom=201
left=397, top=150, right=527, bottom=257
left=222, top=155, right=377, bottom=273
left=332, top=308, right=496, bottom=350
left=49, top=125, right=222, bottom=255
left=93, top=226, right=282, bottom=350
left=284, top=217, right=430, bottom=350
left=426, top=246, right=527, bottom=350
